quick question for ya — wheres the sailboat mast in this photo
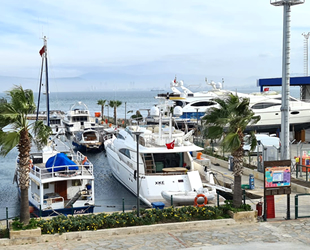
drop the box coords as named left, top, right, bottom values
left=43, top=36, right=50, bottom=126
left=36, top=56, right=44, bottom=121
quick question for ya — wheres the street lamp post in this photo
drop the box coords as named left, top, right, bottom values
left=132, top=131, right=143, bottom=217
left=270, top=0, right=305, bottom=160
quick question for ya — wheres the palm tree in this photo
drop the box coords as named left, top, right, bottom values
left=109, top=100, right=122, bottom=125
left=0, top=86, right=52, bottom=224
left=97, top=99, right=106, bottom=121
left=202, top=93, right=260, bottom=208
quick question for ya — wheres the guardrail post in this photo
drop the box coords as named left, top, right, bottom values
left=295, top=195, right=298, bottom=219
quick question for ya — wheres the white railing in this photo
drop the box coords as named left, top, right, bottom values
left=43, top=196, right=64, bottom=209
left=30, top=155, right=93, bottom=180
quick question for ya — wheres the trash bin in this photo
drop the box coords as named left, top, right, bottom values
left=228, top=156, right=234, bottom=171
left=249, top=174, right=255, bottom=190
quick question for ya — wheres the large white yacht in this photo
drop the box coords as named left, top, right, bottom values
left=62, top=101, right=96, bottom=134
left=104, top=107, right=215, bottom=207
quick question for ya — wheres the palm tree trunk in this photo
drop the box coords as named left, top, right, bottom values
left=20, top=188, right=30, bottom=224
left=114, top=107, right=117, bottom=125
left=101, top=105, right=104, bottom=120
left=233, top=175, right=242, bottom=208
left=18, top=129, right=31, bottom=224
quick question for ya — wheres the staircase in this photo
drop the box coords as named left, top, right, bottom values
left=143, top=153, right=155, bottom=173
left=65, top=190, right=82, bottom=208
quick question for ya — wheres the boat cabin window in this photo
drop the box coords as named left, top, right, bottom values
left=190, top=101, right=216, bottom=107
left=117, top=133, right=125, bottom=140
left=38, top=183, right=49, bottom=189
left=119, top=148, right=131, bottom=158
left=50, top=119, right=61, bottom=125
left=153, top=152, right=183, bottom=168
left=175, top=100, right=185, bottom=107
left=72, top=116, right=88, bottom=122
left=72, top=180, right=82, bottom=186
left=251, top=102, right=281, bottom=109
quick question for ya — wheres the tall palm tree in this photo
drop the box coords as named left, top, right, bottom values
left=97, top=99, right=106, bottom=120
left=0, top=86, right=52, bottom=224
left=109, top=100, right=122, bottom=125
left=202, top=93, right=260, bottom=208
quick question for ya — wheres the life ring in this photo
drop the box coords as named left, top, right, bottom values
left=82, top=157, right=88, bottom=165
left=194, top=194, right=208, bottom=207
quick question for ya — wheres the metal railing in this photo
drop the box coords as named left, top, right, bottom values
left=295, top=193, right=310, bottom=219
left=295, top=164, right=310, bottom=182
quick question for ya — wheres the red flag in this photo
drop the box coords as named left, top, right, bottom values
left=263, top=87, right=269, bottom=92
left=39, top=46, right=45, bottom=57
left=166, top=140, right=175, bottom=149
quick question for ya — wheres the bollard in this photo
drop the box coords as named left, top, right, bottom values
left=243, top=189, right=246, bottom=205
left=216, top=191, right=219, bottom=207
left=122, top=198, right=125, bottom=213
left=6, top=207, right=9, bottom=233
left=171, top=195, right=173, bottom=207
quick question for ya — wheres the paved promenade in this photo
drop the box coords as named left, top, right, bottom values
left=3, top=218, right=310, bottom=250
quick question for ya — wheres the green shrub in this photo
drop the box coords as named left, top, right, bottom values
left=36, top=205, right=229, bottom=235
left=220, top=200, right=252, bottom=213
left=11, top=217, right=38, bottom=231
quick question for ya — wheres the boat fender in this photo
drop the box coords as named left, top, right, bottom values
left=29, top=159, right=33, bottom=170
left=194, top=193, right=208, bottom=207
left=82, top=157, right=88, bottom=165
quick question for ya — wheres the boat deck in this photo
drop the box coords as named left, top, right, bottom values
left=30, top=161, right=94, bottom=181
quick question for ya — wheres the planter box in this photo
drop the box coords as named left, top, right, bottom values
left=10, top=227, right=41, bottom=239
left=228, top=210, right=256, bottom=223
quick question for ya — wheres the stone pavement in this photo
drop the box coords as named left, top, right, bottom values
left=2, top=218, right=310, bottom=250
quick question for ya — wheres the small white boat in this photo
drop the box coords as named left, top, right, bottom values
left=72, top=128, right=103, bottom=152
left=161, top=188, right=215, bottom=206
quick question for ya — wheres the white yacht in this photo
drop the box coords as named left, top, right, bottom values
left=15, top=137, right=95, bottom=217
left=62, top=101, right=96, bottom=134
left=104, top=107, right=215, bottom=207
left=72, top=128, right=103, bottom=152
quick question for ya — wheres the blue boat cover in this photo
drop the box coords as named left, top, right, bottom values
left=45, top=153, right=78, bottom=172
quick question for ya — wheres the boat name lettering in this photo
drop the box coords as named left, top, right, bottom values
left=155, top=181, right=164, bottom=185
left=74, top=209, right=87, bottom=214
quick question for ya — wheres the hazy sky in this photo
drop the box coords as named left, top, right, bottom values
left=0, top=0, right=310, bottom=92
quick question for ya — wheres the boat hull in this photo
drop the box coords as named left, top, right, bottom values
left=29, top=201, right=94, bottom=217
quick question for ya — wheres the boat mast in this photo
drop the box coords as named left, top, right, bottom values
left=36, top=36, right=50, bottom=126
left=44, top=36, right=50, bottom=126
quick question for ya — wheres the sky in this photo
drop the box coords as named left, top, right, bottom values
left=0, top=0, right=310, bottom=92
